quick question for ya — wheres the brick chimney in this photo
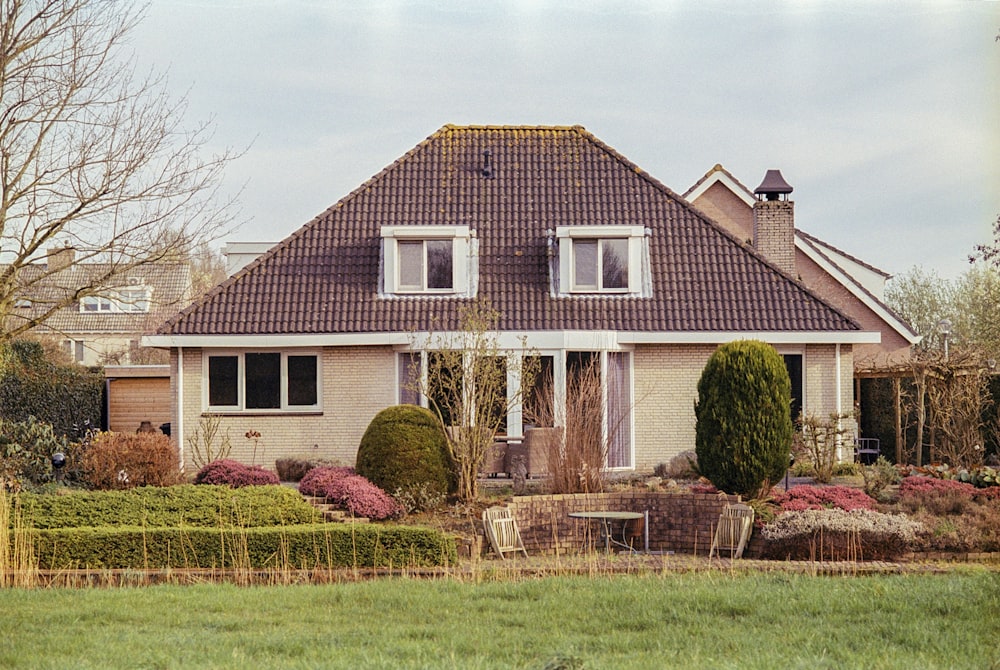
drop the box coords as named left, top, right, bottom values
left=752, top=170, right=795, bottom=276
left=46, top=245, right=76, bottom=271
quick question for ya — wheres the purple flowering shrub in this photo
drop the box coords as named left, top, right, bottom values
left=194, top=459, right=280, bottom=487
left=298, top=466, right=356, bottom=497
left=771, top=485, right=876, bottom=512
left=298, top=466, right=403, bottom=521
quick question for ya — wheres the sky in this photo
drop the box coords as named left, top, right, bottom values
left=132, top=1, right=1000, bottom=282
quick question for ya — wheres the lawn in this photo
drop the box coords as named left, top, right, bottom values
left=1, top=571, right=996, bottom=669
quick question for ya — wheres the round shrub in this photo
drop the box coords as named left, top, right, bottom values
left=695, top=340, right=793, bottom=498
left=298, top=466, right=355, bottom=498
left=355, top=405, right=455, bottom=508
left=194, top=459, right=280, bottom=487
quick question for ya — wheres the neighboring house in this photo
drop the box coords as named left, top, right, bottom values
left=145, top=125, right=879, bottom=472
left=7, top=247, right=193, bottom=366
left=683, top=164, right=919, bottom=371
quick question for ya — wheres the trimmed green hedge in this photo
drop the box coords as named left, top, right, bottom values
left=29, top=525, right=457, bottom=569
left=16, top=485, right=321, bottom=529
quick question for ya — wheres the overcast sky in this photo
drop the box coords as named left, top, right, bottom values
left=133, top=1, right=999, bottom=281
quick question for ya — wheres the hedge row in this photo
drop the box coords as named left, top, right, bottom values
left=27, top=524, right=457, bottom=569
left=16, top=485, right=320, bottom=529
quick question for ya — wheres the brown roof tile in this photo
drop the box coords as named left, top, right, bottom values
left=159, top=125, right=860, bottom=336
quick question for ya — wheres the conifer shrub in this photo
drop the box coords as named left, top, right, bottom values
left=81, top=431, right=182, bottom=490
left=355, top=405, right=455, bottom=510
left=694, top=340, right=793, bottom=498
left=193, top=459, right=280, bottom=488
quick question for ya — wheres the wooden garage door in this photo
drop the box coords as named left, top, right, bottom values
left=108, top=377, right=171, bottom=434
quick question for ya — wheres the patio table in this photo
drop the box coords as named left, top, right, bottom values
left=568, top=510, right=645, bottom=553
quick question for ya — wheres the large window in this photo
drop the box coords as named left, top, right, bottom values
left=556, top=225, right=646, bottom=296
left=398, top=239, right=453, bottom=291
left=381, top=225, right=474, bottom=296
left=206, top=351, right=320, bottom=411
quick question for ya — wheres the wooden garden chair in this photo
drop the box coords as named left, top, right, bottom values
left=709, top=503, right=755, bottom=559
left=482, top=506, right=528, bottom=559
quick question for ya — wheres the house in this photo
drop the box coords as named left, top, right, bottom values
left=144, top=125, right=879, bottom=472
left=682, top=164, right=919, bottom=371
left=7, top=247, right=193, bottom=366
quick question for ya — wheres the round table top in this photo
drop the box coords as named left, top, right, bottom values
left=568, top=510, right=644, bottom=520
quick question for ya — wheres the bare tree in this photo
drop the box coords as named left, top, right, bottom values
left=901, top=348, right=994, bottom=467
left=412, top=299, right=538, bottom=502
left=0, top=0, right=238, bottom=347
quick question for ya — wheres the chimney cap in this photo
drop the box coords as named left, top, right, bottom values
left=754, top=169, right=793, bottom=200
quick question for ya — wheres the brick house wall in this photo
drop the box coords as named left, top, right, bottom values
left=632, top=343, right=854, bottom=470
left=506, top=491, right=742, bottom=555
left=172, top=346, right=397, bottom=471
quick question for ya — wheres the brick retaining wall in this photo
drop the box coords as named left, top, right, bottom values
left=506, top=491, right=742, bottom=555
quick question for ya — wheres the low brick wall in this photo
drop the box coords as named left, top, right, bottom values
left=506, top=491, right=741, bottom=555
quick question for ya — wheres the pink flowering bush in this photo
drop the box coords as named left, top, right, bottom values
left=771, top=485, right=876, bottom=512
left=298, top=466, right=403, bottom=521
left=193, top=459, right=280, bottom=487
left=898, top=476, right=978, bottom=516
left=298, top=466, right=356, bottom=498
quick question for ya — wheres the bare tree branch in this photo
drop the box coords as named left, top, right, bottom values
left=0, top=0, right=241, bottom=344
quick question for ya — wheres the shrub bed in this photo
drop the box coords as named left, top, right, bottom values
left=29, top=524, right=457, bottom=569
left=194, top=459, right=280, bottom=487
left=82, top=431, right=182, bottom=489
left=16, top=485, right=319, bottom=529
left=759, top=508, right=924, bottom=561
left=771, top=485, right=877, bottom=512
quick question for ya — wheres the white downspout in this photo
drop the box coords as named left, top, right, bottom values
left=177, top=347, right=184, bottom=472
left=835, top=343, right=843, bottom=461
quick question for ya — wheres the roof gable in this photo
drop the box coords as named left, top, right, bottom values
left=159, top=126, right=859, bottom=337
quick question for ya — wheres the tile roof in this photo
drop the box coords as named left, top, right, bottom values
left=158, top=125, right=860, bottom=336
left=8, top=262, right=192, bottom=336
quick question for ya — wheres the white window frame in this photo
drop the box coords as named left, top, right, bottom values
left=381, top=225, right=473, bottom=296
left=556, top=225, right=645, bottom=296
left=203, top=350, right=322, bottom=412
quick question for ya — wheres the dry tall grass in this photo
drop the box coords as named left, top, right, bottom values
left=0, top=487, right=38, bottom=588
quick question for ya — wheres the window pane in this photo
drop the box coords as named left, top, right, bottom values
left=398, top=241, right=423, bottom=289
left=208, top=355, right=239, bottom=407
left=398, top=353, right=421, bottom=406
left=245, top=353, right=280, bottom=409
left=607, top=352, right=631, bottom=468
left=523, top=355, right=554, bottom=428
left=288, top=355, right=318, bottom=407
left=426, top=240, right=453, bottom=289
left=602, top=239, right=629, bottom=289
left=783, top=354, right=803, bottom=423
left=573, top=240, right=598, bottom=289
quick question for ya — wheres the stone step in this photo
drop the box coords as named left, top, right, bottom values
left=303, top=494, right=369, bottom=524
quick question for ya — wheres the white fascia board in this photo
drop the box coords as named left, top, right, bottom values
left=795, top=236, right=920, bottom=345
left=143, top=328, right=880, bottom=351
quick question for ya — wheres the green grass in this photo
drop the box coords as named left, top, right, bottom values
left=1, top=571, right=997, bottom=669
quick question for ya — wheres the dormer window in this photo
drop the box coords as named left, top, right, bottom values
left=381, top=225, right=476, bottom=297
left=556, top=225, right=649, bottom=296
left=80, top=286, right=151, bottom=313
